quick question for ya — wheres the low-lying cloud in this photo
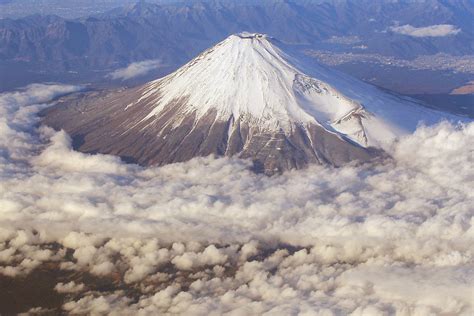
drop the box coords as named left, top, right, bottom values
left=107, top=59, right=163, bottom=80
left=0, top=84, right=472, bottom=314
left=390, top=24, right=461, bottom=37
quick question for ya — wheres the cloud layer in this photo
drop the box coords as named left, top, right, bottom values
left=390, top=24, right=461, bottom=37
left=0, top=84, right=473, bottom=314
left=107, top=60, right=163, bottom=80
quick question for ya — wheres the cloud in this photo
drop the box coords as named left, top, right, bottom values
left=33, top=129, right=133, bottom=174
left=0, top=84, right=472, bottom=314
left=54, top=281, right=85, bottom=294
left=390, top=24, right=461, bottom=37
left=107, top=60, right=163, bottom=80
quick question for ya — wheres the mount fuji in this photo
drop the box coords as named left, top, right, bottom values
left=43, top=33, right=462, bottom=174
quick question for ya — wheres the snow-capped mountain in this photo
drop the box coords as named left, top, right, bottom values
left=43, top=33, right=461, bottom=174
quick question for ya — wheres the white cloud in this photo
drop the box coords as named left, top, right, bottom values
left=54, top=281, right=85, bottom=294
left=0, top=83, right=81, bottom=162
left=0, top=84, right=472, bottom=314
left=107, top=59, right=162, bottom=80
left=33, top=128, right=132, bottom=174
left=171, top=245, right=228, bottom=270
left=390, top=24, right=461, bottom=37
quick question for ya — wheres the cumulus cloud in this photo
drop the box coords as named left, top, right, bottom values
left=107, top=60, right=163, bottom=80
left=54, top=281, right=85, bottom=294
left=0, top=83, right=81, bottom=161
left=0, top=84, right=472, bottom=314
left=390, top=24, right=461, bottom=37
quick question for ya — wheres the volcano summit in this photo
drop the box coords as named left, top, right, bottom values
left=43, top=33, right=458, bottom=174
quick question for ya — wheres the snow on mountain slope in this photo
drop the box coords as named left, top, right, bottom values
left=42, top=33, right=466, bottom=174
left=142, top=34, right=327, bottom=128
left=128, top=32, right=461, bottom=149
left=281, top=45, right=465, bottom=148
left=130, top=33, right=364, bottom=144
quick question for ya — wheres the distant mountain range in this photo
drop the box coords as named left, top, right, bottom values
left=1, top=0, right=473, bottom=75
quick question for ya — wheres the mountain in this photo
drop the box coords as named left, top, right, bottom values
left=1, top=0, right=473, bottom=73
left=42, top=33, right=459, bottom=174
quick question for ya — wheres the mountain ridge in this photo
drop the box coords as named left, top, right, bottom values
left=1, top=0, right=473, bottom=71
left=41, top=33, right=462, bottom=174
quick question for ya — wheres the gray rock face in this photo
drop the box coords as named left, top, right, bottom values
left=42, top=86, right=379, bottom=175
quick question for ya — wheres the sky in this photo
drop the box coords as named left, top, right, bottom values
left=0, top=84, right=472, bottom=314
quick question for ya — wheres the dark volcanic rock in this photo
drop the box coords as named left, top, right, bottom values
left=42, top=87, right=376, bottom=175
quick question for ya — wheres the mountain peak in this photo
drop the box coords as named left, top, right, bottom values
left=138, top=32, right=368, bottom=145
left=124, top=1, right=161, bottom=16
left=43, top=34, right=460, bottom=174
left=234, top=32, right=269, bottom=39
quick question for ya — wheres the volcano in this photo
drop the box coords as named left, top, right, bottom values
left=43, top=33, right=458, bottom=174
